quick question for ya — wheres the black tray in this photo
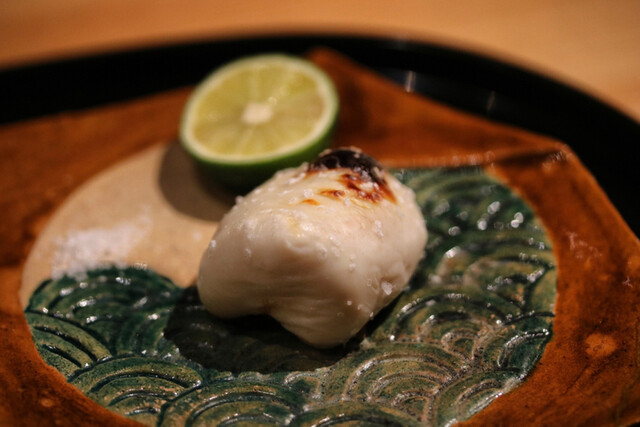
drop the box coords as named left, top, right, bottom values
left=1, top=34, right=638, bottom=234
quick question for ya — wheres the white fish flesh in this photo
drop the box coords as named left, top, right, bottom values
left=197, top=147, right=427, bottom=348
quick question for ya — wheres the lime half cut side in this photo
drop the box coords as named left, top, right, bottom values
left=180, top=53, right=339, bottom=192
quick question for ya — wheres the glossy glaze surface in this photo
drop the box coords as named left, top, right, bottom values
left=2, top=43, right=639, bottom=427
left=25, top=167, right=556, bottom=426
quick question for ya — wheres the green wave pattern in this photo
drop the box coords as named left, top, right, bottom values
left=25, top=167, right=556, bottom=426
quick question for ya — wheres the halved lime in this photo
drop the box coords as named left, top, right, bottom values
left=180, top=53, right=339, bottom=191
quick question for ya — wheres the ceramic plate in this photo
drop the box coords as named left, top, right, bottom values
left=2, top=35, right=639, bottom=426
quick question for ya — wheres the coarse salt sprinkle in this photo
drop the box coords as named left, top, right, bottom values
left=50, top=213, right=151, bottom=280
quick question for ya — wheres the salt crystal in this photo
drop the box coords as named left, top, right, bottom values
left=51, top=214, right=151, bottom=280
left=373, top=220, right=384, bottom=237
left=381, top=281, right=393, bottom=295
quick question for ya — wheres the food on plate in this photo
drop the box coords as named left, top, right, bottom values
left=197, top=147, right=427, bottom=347
left=179, top=53, right=339, bottom=191
left=12, top=46, right=639, bottom=427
